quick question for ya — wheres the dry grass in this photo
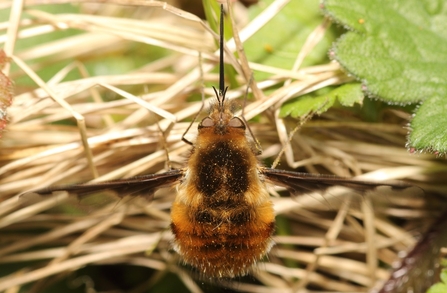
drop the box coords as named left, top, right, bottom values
left=1, top=0, right=447, bottom=292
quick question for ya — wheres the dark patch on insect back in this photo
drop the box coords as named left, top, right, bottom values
left=196, top=141, right=250, bottom=197
left=194, top=207, right=252, bottom=225
left=195, top=210, right=214, bottom=224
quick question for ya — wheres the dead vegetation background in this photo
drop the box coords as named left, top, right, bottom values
left=1, top=0, right=447, bottom=292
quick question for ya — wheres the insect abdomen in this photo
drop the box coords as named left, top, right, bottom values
left=170, top=131, right=275, bottom=277
left=171, top=199, right=274, bottom=278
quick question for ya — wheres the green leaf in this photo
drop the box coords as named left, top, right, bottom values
left=427, top=283, right=447, bottom=293
left=323, top=0, right=447, bottom=103
left=280, top=83, right=363, bottom=118
left=322, top=0, right=447, bottom=153
left=410, top=95, right=447, bottom=153
left=441, top=269, right=447, bottom=284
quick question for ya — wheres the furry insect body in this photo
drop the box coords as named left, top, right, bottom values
left=171, top=91, right=275, bottom=278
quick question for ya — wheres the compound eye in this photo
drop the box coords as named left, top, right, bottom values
left=229, top=117, right=245, bottom=129
left=199, top=117, right=214, bottom=128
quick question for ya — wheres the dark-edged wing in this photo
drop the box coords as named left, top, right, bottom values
left=24, top=169, right=184, bottom=201
left=260, top=167, right=412, bottom=195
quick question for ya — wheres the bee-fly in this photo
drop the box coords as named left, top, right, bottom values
left=26, top=4, right=411, bottom=278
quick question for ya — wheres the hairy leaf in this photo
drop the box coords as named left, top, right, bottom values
left=322, top=0, right=447, bottom=154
